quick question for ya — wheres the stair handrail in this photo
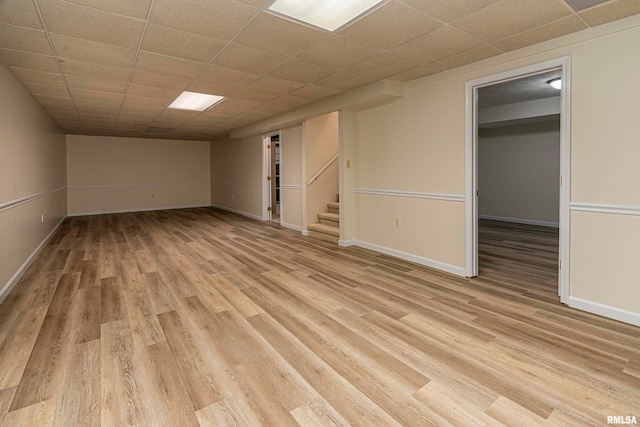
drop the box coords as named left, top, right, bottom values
left=307, top=153, right=339, bottom=186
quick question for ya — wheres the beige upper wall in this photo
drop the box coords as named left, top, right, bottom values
left=0, top=62, right=66, bottom=300
left=67, top=135, right=210, bottom=215
left=0, top=67, right=66, bottom=203
left=210, top=135, right=263, bottom=218
left=479, top=120, right=560, bottom=225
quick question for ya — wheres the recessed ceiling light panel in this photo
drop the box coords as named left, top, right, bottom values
left=168, top=91, right=224, bottom=112
left=268, top=0, right=386, bottom=31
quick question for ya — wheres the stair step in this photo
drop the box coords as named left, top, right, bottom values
left=327, top=202, right=339, bottom=214
left=308, top=223, right=339, bottom=237
left=318, top=212, right=339, bottom=226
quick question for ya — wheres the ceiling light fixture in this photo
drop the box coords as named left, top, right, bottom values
left=168, top=91, right=224, bottom=111
left=268, top=0, right=386, bottom=31
left=547, top=77, right=562, bottom=90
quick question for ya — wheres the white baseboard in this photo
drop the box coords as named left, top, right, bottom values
left=68, top=204, right=210, bottom=217
left=280, top=221, right=302, bottom=232
left=351, top=240, right=466, bottom=277
left=210, top=204, right=263, bottom=221
left=338, top=239, right=357, bottom=247
left=479, top=214, right=559, bottom=228
left=301, top=229, right=309, bottom=236
left=0, top=216, right=66, bottom=304
left=567, top=296, right=640, bottom=327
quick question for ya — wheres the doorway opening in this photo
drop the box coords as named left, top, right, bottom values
left=261, top=131, right=281, bottom=223
left=270, top=134, right=281, bottom=224
left=465, top=57, right=571, bottom=303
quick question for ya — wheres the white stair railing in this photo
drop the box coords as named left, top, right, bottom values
left=307, top=153, right=339, bottom=186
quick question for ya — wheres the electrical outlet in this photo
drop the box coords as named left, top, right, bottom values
left=395, top=218, right=400, bottom=227
left=346, top=160, right=351, bottom=168
left=41, top=214, right=44, bottom=223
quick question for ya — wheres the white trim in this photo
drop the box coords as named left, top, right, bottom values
left=353, top=188, right=465, bottom=202
left=211, top=181, right=261, bottom=188
left=68, top=181, right=210, bottom=188
left=570, top=202, right=640, bottom=217
left=351, top=240, right=466, bottom=277
left=280, top=221, right=303, bottom=232
left=280, top=184, right=302, bottom=190
left=68, top=204, right=211, bottom=217
left=338, top=239, right=356, bottom=247
left=479, top=215, right=559, bottom=228
left=0, top=216, right=66, bottom=304
left=307, top=153, right=339, bottom=186
left=301, top=229, right=310, bottom=237
left=0, top=186, right=66, bottom=214
left=211, top=204, right=263, bottom=221
left=465, top=56, right=571, bottom=305
left=567, top=297, right=640, bottom=327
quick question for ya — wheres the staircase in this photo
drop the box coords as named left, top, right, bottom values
left=308, top=196, right=339, bottom=243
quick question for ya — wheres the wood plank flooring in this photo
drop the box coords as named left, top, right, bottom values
left=478, top=219, right=559, bottom=300
left=0, top=208, right=639, bottom=426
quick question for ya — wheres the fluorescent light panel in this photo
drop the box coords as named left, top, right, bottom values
left=268, top=0, right=386, bottom=31
left=168, top=91, right=224, bottom=111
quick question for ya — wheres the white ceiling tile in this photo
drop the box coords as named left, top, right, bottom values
left=186, top=79, right=241, bottom=97
left=234, top=12, right=328, bottom=56
left=60, top=58, right=130, bottom=82
left=135, top=51, right=208, bottom=79
left=337, top=0, right=441, bottom=50
left=314, top=71, right=377, bottom=91
left=269, top=58, right=336, bottom=83
left=38, top=0, right=145, bottom=48
left=198, top=65, right=261, bottom=88
left=391, top=26, right=482, bottom=64
left=130, top=70, right=192, bottom=90
left=0, top=0, right=43, bottom=29
left=141, top=23, right=227, bottom=63
left=0, top=23, right=52, bottom=55
left=126, top=84, right=181, bottom=99
left=347, top=53, right=422, bottom=79
left=246, top=75, right=305, bottom=94
left=387, top=64, right=439, bottom=82
left=297, top=35, right=381, bottom=69
left=289, top=84, right=342, bottom=99
left=401, top=0, right=503, bottom=22
left=150, top=0, right=258, bottom=40
left=492, top=15, right=587, bottom=52
left=66, top=75, right=127, bottom=93
left=50, top=33, right=136, bottom=68
left=213, top=43, right=288, bottom=75
left=451, top=0, right=572, bottom=42
left=579, top=0, right=640, bottom=26
left=11, top=67, right=65, bottom=87
left=429, top=45, right=502, bottom=70
left=0, top=49, right=58, bottom=73
left=24, top=82, right=70, bottom=96
left=64, top=0, right=152, bottom=19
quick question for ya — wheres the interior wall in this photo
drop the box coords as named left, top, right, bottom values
left=344, top=18, right=640, bottom=319
left=305, top=112, right=339, bottom=228
left=0, top=62, right=67, bottom=301
left=478, top=120, right=560, bottom=227
left=210, top=135, right=263, bottom=219
left=67, top=135, right=209, bottom=215
left=280, top=126, right=303, bottom=230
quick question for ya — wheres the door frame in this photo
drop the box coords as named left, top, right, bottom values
left=464, top=56, right=571, bottom=303
left=261, top=130, right=280, bottom=221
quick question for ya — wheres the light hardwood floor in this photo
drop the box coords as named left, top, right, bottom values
left=0, top=208, right=638, bottom=426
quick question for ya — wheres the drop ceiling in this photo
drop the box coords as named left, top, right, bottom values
left=0, top=0, right=638, bottom=140
left=478, top=69, right=562, bottom=108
